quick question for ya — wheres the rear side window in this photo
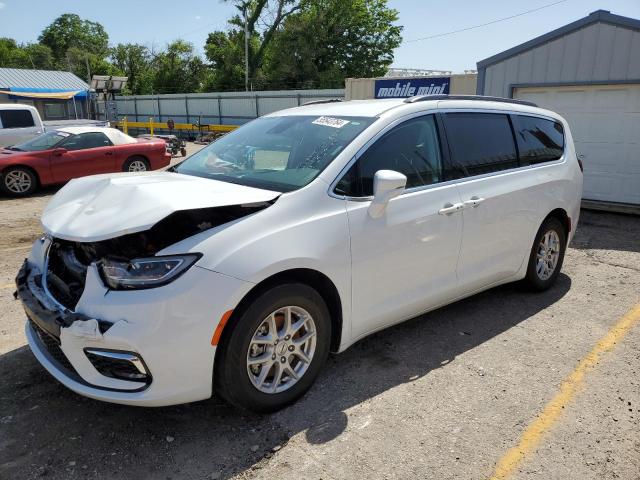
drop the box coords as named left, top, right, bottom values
left=80, top=132, right=112, bottom=149
left=0, top=109, right=35, bottom=128
left=335, top=114, right=443, bottom=197
left=513, top=115, right=564, bottom=165
left=442, top=112, right=518, bottom=179
left=61, top=132, right=112, bottom=150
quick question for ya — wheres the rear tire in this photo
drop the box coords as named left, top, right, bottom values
left=523, top=217, right=566, bottom=291
left=1, top=167, right=38, bottom=197
left=123, top=156, right=150, bottom=172
left=214, top=283, right=331, bottom=413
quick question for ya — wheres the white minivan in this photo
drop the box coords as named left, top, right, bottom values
left=16, top=95, right=583, bottom=412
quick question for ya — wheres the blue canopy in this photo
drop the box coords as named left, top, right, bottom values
left=8, top=87, right=88, bottom=98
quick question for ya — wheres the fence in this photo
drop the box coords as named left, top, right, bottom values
left=98, top=89, right=345, bottom=132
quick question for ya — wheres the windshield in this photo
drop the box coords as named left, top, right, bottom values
left=10, top=131, right=71, bottom=151
left=174, top=115, right=375, bottom=192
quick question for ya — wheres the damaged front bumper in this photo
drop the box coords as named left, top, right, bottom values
left=15, top=261, right=142, bottom=391
left=16, top=254, right=254, bottom=406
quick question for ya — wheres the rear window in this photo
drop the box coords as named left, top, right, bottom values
left=0, top=109, right=35, bottom=129
left=442, top=112, right=518, bottom=179
left=513, top=115, right=564, bottom=165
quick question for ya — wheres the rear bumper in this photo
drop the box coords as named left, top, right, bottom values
left=152, top=152, right=173, bottom=170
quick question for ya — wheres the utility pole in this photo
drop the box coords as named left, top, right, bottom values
left=244, top=5, right=249, bottom=92
left=85, top=55, right=91, bottom=84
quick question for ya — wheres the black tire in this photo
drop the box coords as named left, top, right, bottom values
left=214, top=283, right=331, bottom=413
left=122, top=156, right=150, bottom=172
left=1, top=166, right=38, bottom=197
left=523, top=217, right=567, bottom=291
left=180, top=148, right=187, bottom=157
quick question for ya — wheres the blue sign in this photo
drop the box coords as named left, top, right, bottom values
left=374, top=77, right=450, bottom=99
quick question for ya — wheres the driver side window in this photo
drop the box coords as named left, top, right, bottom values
left=334, top=114, right=443, bottom=197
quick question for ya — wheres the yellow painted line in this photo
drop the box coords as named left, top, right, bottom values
left=489, top=303, right=640, bottom=480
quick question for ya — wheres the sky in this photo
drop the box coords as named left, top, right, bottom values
left=1, top=0, right=639, bottom=72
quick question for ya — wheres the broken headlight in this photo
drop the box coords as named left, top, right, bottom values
left=99, top=254, right=201, bottom=290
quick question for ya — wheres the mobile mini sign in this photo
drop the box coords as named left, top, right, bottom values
left=374, top=77, right=450, bottom=98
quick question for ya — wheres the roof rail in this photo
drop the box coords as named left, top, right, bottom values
left=403, top=94, right=537, bottom=107
left=302, top=98, right=343, bottom=106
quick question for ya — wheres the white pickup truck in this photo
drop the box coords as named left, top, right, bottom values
left=0, top=103, right=109, bottom=148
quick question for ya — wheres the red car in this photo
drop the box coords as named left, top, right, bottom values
left=0, top=127, right=171, bottom=197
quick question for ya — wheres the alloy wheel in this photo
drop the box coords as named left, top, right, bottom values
left=536, top=229, right=560, bottom=280
left=246, top=306, right=317, bottom=394
left=128, top=160, right=148, bottom=172
left=4, top=170, right=32, bottom=194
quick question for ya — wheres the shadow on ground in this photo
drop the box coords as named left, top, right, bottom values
left=0, top=275, right=571, bottom=479
left=0, top=185, right=60, bottom=202
left=572, top=209, right=640, bottom=254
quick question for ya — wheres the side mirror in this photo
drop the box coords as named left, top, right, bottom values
left=52, top=148, right=67, bottom=156
left=368, top=170, right=407, bottom=218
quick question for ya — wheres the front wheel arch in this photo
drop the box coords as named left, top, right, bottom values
left=214, top=282, right=332, bottom=412
left=214, top=269, right=344, bottom=370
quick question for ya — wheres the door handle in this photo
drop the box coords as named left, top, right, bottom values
left=463, top=196, right=485, bottom=208
left=105, top=151, right=113, bottom=156
left=438, top=202, right=463, bottom=215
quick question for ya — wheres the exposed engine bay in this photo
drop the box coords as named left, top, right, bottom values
left=45, top=202, right=272, bottom=310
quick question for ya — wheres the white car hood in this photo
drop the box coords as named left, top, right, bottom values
left=41, top=172, right=281, bottom=242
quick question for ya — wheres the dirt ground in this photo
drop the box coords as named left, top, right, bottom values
left=0, top=151, right=638, bottom=479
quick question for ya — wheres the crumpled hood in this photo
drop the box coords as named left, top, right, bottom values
left=42, top=172, right=281, bottom=242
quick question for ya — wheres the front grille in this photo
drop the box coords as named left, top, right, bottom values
left=45, top=240, right=91, bottom=310
left=28, top=317, right=79, bottom=377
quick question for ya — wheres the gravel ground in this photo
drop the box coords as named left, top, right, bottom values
left=0, top=155, right=638, bottom=479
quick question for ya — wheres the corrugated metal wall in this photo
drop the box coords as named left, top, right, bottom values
left=99, top=89, right=344, bottom=125
left=482, top=22, right=640, bottom=97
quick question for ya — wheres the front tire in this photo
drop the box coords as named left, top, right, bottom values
left=214, top=283, right=331, bottom=413
left=123, top=156, right=150, bottom=172
left=523, top=217, right=567, bottom=291
left=1, top=167, right=38, bottom=197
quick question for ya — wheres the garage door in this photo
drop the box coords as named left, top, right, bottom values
left=514, top=84, right=640, bottom=205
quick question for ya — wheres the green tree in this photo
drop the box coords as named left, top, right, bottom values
left=39, top=13, right=109, bottom=60
left=204, top=0, right=304, bottom=90
left=204, top=0, right=401, bottom=91
left=204, top=29, right=257, bottom=91
left=110, top=43, right=154, bottom=94
left=65, top=46, right=115, bottom=82
left=152, top=40, right=206, bottom=94
left=265, top=0, right=402, bottom=89
left=0, top=38, right=54, bottom=69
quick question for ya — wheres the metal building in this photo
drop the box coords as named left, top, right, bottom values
left=0, top=68, right=91, bottom=120
left=477, top=10, right=640, bottom=208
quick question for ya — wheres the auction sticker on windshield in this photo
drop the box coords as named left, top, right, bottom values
left=312, top=116, right=350, bottom=128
